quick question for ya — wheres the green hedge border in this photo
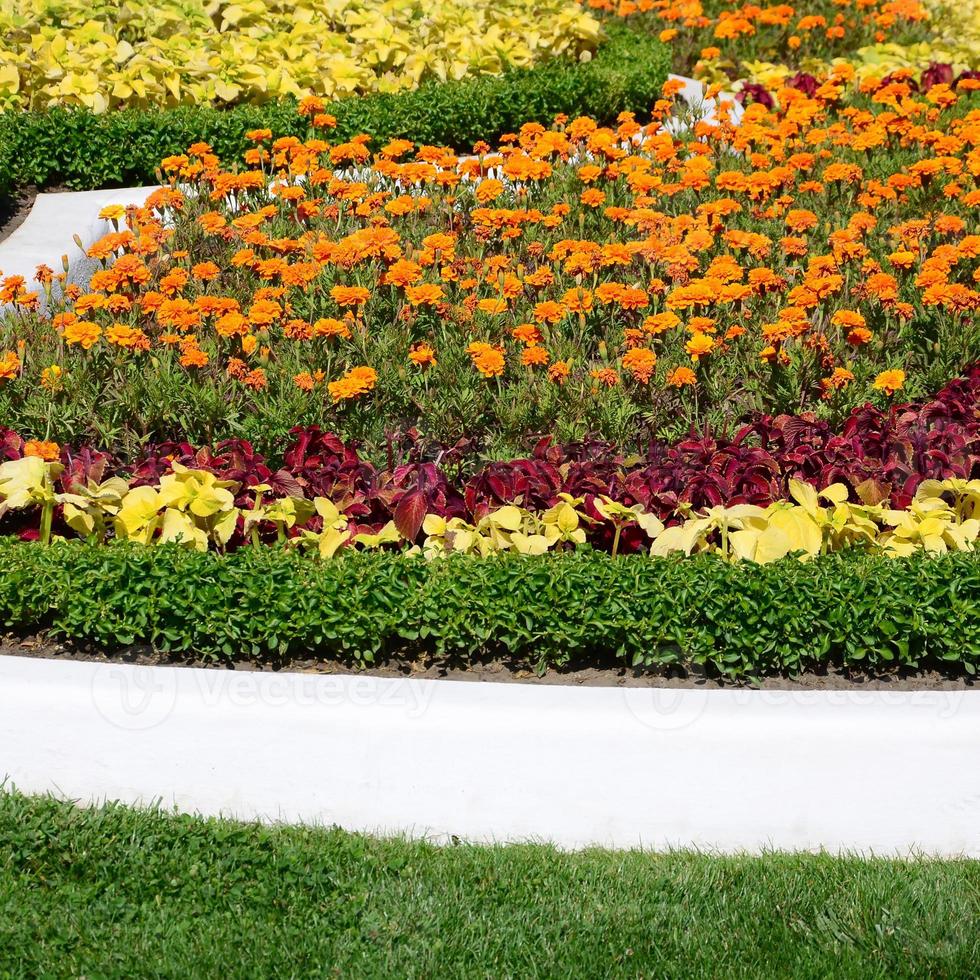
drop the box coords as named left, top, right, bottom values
left=0, top=26, right=669, bottom=199
left=1, top=541, right=978, bottom=677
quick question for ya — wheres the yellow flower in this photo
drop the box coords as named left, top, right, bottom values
left=873, top=369, right=905, bottom=396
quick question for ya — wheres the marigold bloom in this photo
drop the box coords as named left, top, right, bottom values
left=685, top=332, right=715, bottom=362
left=409, top=342, right=437, bottom=368
left=179, top=345, right=209, bottom=369
left=512, top=323, right=543, bottom=345
left=590, top=367, right=619, bottom=387
left=405, top=284, right=445, bottom=307
left=532, top=301, right=565, bottom=324
left=521, top=345, right=550, bottom=368
left=328, top=366, right=377, bottom=402
left=821, top=368, right=855, bottom=396
left=330, top=285, right=371, bottom=307
left=23, top=439, right=60, bottom=461
left=0, top=349, right=21, bottom=381
left=547, top=360, right=570, bottom=384
left=666, top=366, right=697, bottom=387
left=831, top=310, right=866, bottom=330
left=873, top=369, right=905, bottom=395
left=105, top=324, right=150, bottom=351
left=622, top=347, right=657, bottom=383
left=313, top=317, right=352, bottom=339
left=63, top=320, right=101, bottom=349
left=466, top=342, right=506, bottom=378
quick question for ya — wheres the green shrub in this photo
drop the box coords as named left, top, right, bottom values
left=0, top=26, right=668, bottom=198
left=0, top=541, right=977, bottom=677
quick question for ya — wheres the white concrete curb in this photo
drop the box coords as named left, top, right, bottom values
left=1, top=654, right=977, bottom=854
left=0, top=186, right=159, bottom=296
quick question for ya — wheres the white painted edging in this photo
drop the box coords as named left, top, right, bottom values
left=0, top=185, right=159, bottom=306
left=1, top=654, right=978, bottom=854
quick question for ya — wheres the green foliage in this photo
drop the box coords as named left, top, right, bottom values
left=2, top=789, right=979, bottom=978
left=0, top=540, right=977, bottom=676
left=0, top=26, right=669, bottom=197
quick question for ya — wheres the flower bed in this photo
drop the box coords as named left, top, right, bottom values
left=0, top=4, right=978, bottom=681
left=588, top=0, right=978, bottom=91
left=2, top=73, right=977, bottom=457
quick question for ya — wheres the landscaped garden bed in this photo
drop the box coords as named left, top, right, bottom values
left=4, top=10, right=980, bottom=961
left=0, top=0, right=977, bottom=684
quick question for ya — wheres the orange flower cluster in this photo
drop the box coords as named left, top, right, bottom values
left=583, top=0, right=931, bottom=77
left=0, top=67, right=977, bottom=451
left=328, top=365, right=378, bottom=402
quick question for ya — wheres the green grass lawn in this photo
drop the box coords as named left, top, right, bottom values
left=1, top=790, right=978, bottom=978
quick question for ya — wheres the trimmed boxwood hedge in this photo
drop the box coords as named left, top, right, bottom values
left=0, top=541, right=977, bottom=677
left=0, top=25, right=669, bottom=199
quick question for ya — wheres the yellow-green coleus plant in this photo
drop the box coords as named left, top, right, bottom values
left=1, top=456, right=979, bottom=562
left=0, top=0, right=601, bottom=110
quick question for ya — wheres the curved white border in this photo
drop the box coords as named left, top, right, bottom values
left=1, top=654, right=977, bottom=854
left=0, top=186, right=159, bottom=296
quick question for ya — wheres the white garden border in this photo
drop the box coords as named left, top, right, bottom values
left=1, top=653, right=978, bottom=854
left=0, top=185, right=159, bottom=297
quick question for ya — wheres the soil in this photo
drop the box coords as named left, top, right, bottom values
left=2, top=635, right=975, bottom=691
left=0, top=186, right=38, bottom=244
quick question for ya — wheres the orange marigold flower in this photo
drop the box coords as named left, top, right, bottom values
left=622, top=347, right=657, bottom=383
left=466, top=342, right=506, bottom=378
left=847, top=326, right=873, bottom=346
left=180, top=345, right=209, bottom=369
left=532, top=301, right=565, bottom=324
left=23, top=439, right=60, bottom=461
left=666, top=366, right=697, bottom=387
left=831, top=309, right=866, bottom=329
left=643, top=311, right=681, bottom=336
left=405, top=283, right=445, bottom=307
left=105, top=324, right=150, bottom=351
left=192, top=261, right=221, bottom=281
left=0, top=349, right=22, bottom=381
left=409, top=342, right=437, bottom=368
left=313, top=317, right=353, bottom=339
left=685, top=332, right=715, bottom=362
left=328, top=365, right=378, bottom=402
left=820, top=367, right=855, bottom=396
left=590, top=367, right=619, bottom=387
left=243, top=368, right=268, bottom=390
left=512, top=323, right=543, bottom=345
left=521, top=345, right=550, bottom=368
left=63, top=320, right=101, bottom=349
left=330, top=285, right=371, bottom=307
left=547, top=360, right=570, bottom=384
left=873, top=369, right=905, bottom=396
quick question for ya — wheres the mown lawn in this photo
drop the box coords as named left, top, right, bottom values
left=0, top=790, right=977, bottom=978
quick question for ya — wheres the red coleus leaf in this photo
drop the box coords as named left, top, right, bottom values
left=393, top=490, right=428, bottom=542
